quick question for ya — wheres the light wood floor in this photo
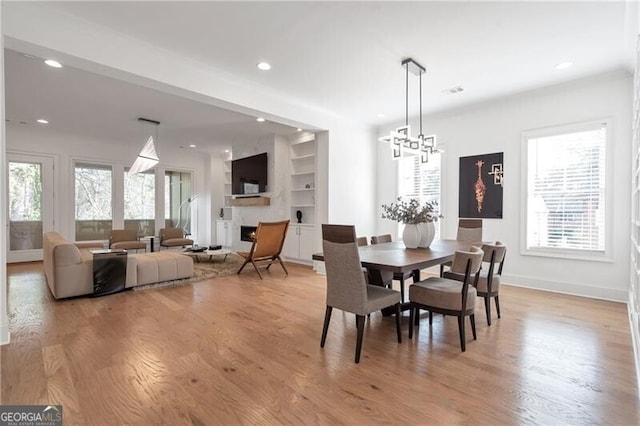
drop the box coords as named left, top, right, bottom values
left=1, top=262, right=639, bottom=425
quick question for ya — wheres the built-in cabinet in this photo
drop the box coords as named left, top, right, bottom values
left=286, top=133, right=316, bottom=263
left=283, top=224, right=315, bottom=263
left=216, top=220, right=233, bottom=248
left=223, top=160, right=232, bottom=208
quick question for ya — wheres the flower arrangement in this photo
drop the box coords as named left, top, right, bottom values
left=381, top=198, right=441, bottom=224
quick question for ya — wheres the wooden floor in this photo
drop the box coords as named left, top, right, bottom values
left=1, top=262, right=639, bottom=425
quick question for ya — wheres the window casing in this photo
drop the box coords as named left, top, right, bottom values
left=124, top=169, right=155, bottom=237
left=522, top=120, right=612, bottom=260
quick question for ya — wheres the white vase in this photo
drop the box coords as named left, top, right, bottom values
left=417, top=222, right=436, bottom=248
left=402, top=224, right=421, bottom=249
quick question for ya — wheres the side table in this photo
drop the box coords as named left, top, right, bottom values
left=90, top=249, right=128, bottom=297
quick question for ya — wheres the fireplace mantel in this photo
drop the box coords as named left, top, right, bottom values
left=229, top=197, right=270, bottom=207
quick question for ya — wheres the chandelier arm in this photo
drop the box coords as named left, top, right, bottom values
left=405, top=62, right=409, bottom=127
left=419, top=70, right=423, bottom=136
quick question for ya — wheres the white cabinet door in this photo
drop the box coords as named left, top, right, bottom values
left=283, top=226, right=299, bottom=259
left=298, top=226, right=316, bottom=261
left=216, top=220, right=232, bottom=247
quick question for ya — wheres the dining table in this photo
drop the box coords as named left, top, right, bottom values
left=312, top=239, right=480, bottom=314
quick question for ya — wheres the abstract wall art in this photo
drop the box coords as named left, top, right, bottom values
left=459, top=152, right=503, bottom=219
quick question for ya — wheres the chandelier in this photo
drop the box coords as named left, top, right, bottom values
left=129, top=117, right=160, bottom=174
left=379, top=58, right=438, bottom=163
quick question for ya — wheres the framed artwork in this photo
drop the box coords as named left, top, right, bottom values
left=459, top=152, right=503, bottom=219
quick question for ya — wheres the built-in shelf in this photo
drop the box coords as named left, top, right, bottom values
left=229, top=197, right=271, bottom=207
left=291, top=204, right=315, bottom=208
left=291, top=154, right=315, bottom=160
left=291, top=171, right=315, bottom=176
left=291, top=188, right=314, bottom=192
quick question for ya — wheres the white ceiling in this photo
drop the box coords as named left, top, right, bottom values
left=5, top=1, right=635, bottom=150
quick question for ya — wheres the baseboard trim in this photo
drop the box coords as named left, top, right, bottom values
left=628, top=293, right=640, bottom=398
left=501, top=273, right=627, bottom=302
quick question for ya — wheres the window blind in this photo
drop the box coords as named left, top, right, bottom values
left=399, top=153, right=442, bottom=237
left=526, top=124, right=606, bottom=252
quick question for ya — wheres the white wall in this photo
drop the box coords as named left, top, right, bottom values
left=377, top=72, right=633, bottom=301
left=6, top=124, right=213, bottom=245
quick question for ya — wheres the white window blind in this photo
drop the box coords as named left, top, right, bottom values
left=525, top=123, right=606, bottom=253
left=399, top=153, right=441, bottom=237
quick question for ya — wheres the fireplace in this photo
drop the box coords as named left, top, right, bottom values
left=240, top=225, right=257, bottom=242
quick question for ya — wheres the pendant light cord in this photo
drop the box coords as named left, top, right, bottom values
left=419, top=71, right=423, bottom=136
left=405, top=62, right=409, bottom=127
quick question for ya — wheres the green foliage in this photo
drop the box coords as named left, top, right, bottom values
left=381, top=198, right=441, bottom=224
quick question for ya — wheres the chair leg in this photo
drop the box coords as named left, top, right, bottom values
left=458, top=315, right=466, bottom=352
left=484, top=296, right=492, bottom=326
left=399, top=277, right=405, bottom=303
left=395, top=303, right=402, bottom=343
left=320, top=306, right=332, bottom=348
left=277, top=256, right=289, bottom=275
left=439, top=264, right=445, bottom=277
left=495, top=295, right=501, bottom=318
left=429, top=311, right=433, bottom=325
left=355, top=315, right=365, bottom=363
left=470, top=314, right=477, bottom=340
left=251, top=260, right=263, bottom=279
left=237, top=258, right=250, bottom=274
left=409, top=305, right=415, bottom=339
left=414, top=308, right=420, bottom=325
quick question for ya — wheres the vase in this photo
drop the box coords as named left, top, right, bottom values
left=402, top=224, right=421, bottom=249
left=417, top=222, right=436, bottom=248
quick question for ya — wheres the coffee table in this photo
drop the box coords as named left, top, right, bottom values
left=183, top=248, right=232, bottom=263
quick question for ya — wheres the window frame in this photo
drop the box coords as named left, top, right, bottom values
left=73, top=160, right=114, bottom=241
left=520, top=118, right=614, bottom=262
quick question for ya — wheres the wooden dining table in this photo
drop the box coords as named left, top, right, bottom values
left=312, top=239, right=480, bottom=314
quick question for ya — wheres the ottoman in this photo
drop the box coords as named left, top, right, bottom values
left=126, top=251, right=194, bottom=287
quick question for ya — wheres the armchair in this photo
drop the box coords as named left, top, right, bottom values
left=237, top=220, right=290, bottom=279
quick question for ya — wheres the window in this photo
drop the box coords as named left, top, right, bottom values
left=164, top=170, right=192, bottom=234
left=124, top=169, right=155, bottom=237
left=75, top=163, right=112, bottom=240
left=398, top=152, right=442, bottom=237
left=523, top=121, right=608, bottom=258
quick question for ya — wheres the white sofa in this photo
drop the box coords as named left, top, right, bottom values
left=43, top=232, right=194, bottom=299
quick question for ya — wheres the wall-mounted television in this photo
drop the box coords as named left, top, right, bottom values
left=231, top=153, right=268, bottom=195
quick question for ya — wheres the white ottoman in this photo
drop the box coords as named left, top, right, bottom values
left=126, top=251, right=194, bottom=287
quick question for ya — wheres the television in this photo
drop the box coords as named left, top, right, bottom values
left=231, top=153, right=268, bottom=195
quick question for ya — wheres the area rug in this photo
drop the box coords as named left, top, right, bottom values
left=133, top=253, right=244, bottom=291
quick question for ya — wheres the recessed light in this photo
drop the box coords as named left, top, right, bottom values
left=377, top=113, right=385, bottom=118
left=256, top=117, right=265, bottom=122
left=224, top=149, right=230, bottom=153
left=257, top=62, right=271, bottom=71
left=44, top=59, right=62, bottom=68
left=296, top=128, right=302, bottom=132
left=189, top=144, right=196, bottom=148
left=37, top=119, right=49, bottom=124
left=555, top=61, right=573, bottom=70
left=442, top=86, right=464, bottom=95
left=22, top=53, right=37, bottom=60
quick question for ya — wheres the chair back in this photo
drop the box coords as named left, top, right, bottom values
left=456, top=219, right=482, bottom=242
left=481, top=242, right=507, bottom=291
left=160, top=227, right=184, bottom=241
left=110, top=229, right=138, bottom=244
left=451, top=246, right=484, bottom=310
left=322, top=225, right=367, bottom=313
left=250, top=220, right=290, bottom=258
left=371, top=234, right=392, bottom=245
left=356, top=236, right=368, bottom=247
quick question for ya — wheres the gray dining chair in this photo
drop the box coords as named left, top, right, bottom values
left=475, top=242, right=506, bottom=325
left=440, top=219, right=483, bottom=277
left=409, top=246, right=483, bottom=351
left=320, top=225, right=402, bottom=363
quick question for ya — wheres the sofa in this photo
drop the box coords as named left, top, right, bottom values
left=43, top=232, right=194, bottom=299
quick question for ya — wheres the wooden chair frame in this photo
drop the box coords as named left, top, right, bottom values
left=237, top=220, right=290, bottom=279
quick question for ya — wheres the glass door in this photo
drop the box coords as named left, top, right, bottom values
left=7, top=154, right=54, bottom=263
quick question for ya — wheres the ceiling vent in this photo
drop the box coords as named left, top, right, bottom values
left=442, top=86, right=464, bottom=95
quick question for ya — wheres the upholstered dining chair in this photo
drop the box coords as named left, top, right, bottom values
left=356, top=236, right=368, bottom=247
left=109, top=229, right=146, bottom=252
left=476, top=242, right=506, bottom=325
left=321, top=225, right=402, bottom=363
left=440, top=219, right=483, bottom=277
left=409, top=246, right=483, bottom=352
left=159, top=227, right=194, bottom=250
left=371, top=234, right=417, bottom=303
left=237, top=220, right=290, bottom=279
